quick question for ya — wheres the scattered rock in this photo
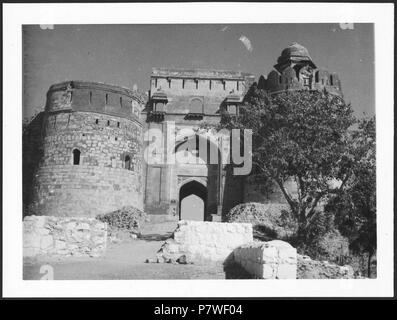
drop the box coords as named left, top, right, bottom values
left=297, top=254, right=355, bottom=279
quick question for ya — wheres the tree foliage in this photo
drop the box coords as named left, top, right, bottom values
left=325, top=117, right=376, bottom=276
left=220, top=84, right=356, bottom=238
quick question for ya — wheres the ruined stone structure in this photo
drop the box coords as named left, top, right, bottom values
left=23, top=215, right=107, bottom=258
left=259, top=42, right=343, bottom=96
left=24, top=43, right=343, bottom=221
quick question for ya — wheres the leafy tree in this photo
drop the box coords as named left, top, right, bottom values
left=326, top=117, right=376, bottom=277
left=219, top=84, right=356, bottom=240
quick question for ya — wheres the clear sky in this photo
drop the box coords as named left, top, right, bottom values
left=23, top=23, right=374, bottom=119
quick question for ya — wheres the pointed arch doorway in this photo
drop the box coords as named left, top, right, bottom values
left=179, top=179, right=207, bottom=221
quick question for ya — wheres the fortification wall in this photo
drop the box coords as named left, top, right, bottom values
left=28, top=81, right=144, bottom=217
left=30, top=165, right=142, bottom=217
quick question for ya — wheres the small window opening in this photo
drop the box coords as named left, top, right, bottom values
left=124, top=155, right=131, bottom=170
left=120, top=96, right=123, bottom=107
left=195, top=80, right=198, bottom=90
left=182, top=79, right=185, bottom=89
left=279, top=76, right=282, bottom=84
left=73, top=149, right=81, bottom=165
left=222, top=80, right=226, bottom=90
left=237, top=81, right=239, bottom=91
left=89, top=91, right=92, bottom=104
left=117, top=122, right=120, bottom=128
left=107, top=120, right=110, bottom=126
left=105, top=94, right=108, bottom=105
left=209, top=80, right=212, bottom=90
left=95, top=119, right=99, bottom=124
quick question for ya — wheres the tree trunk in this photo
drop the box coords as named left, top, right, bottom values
left=367, top=252, right=372, bottom=278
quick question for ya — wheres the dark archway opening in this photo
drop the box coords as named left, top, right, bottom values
left=124, top=155, right=131, bottom=170
left=73, top=149, right=81, bottom=165
left=179, top=180, right=207, bottom=221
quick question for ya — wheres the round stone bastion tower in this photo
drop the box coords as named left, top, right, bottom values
left=29, top=81, right=145, bottom=217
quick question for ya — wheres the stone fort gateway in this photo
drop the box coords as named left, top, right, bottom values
left=23, top=43, right=343, bottom=222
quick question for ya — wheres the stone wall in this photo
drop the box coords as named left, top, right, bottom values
left=233, top=240, right=297, bottom=279
left=156, top=221, right=253, bottom=262
left=23, top=215, right=107, bottom=258
left=26, top=80, right=145, bottom=217
left=30, top=165, right=142, bottom=217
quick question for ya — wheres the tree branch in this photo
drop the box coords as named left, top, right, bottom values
left=275, top=178, right=297, bottom=214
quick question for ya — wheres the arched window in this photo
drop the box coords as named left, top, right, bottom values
left=315, top=71, right=319, bottom=83
left=73, top=149, right=81, bottom=165
left=124, top=155, right=131, bottom=170
left=189, top=98, right=203, bottom=114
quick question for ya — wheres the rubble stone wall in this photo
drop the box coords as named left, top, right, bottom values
left=23, top=215, right=107, bottom=258
left=157, top=220, right=253, bottom=262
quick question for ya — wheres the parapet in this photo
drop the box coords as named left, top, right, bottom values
left=152, top=68, right=255, bottom=81
left=45, top=81, right=147, bottom=122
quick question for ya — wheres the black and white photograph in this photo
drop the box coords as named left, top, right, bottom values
left=2, top=3, right=394, bottom=299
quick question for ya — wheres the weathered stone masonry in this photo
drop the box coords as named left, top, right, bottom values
left=28, top=81, right=145, bottom=217
left=24, top=43, right=343, bottom=221
left=23, top=215, right=107, bottom=258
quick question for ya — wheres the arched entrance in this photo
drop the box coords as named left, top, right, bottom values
left=179, top=180, right=207, bottom=221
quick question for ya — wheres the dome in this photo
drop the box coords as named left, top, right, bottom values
left=280, top=42, right=312, bottom=60
left=275, top=42, right=316, bottom=71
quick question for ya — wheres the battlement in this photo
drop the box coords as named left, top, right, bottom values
left=152, top=68, right=254, bottom=81
left=46, top=81, right=146, bottom=122
left=148, top=68, right=254, bottom=116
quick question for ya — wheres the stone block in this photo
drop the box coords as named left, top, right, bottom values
left=156, top=221, right=253, bottom=262
left=233, top=240, right=297, bottom=279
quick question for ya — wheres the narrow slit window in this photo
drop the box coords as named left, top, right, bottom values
left=105, top=94, right=108, bottom=105
left=182, top=79, right=185, bottom=89
left=117, top=122, right=120, bottom=128
left=73, top=149, right=81, bottom=165
left=95, top=119, right=99, bottom=125
left=209, top=80, right=212, bottom=90
left=107, top=120, right=110, bottom=126
left=89, top=91, right=92, bottom=104
left=120, top=96, right=123, bottom=107
left=124, top=155, right=131, bottom=170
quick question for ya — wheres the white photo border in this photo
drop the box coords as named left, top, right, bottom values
left=2, top=2, right=394, bottom=297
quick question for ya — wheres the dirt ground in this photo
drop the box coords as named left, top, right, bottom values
left=23, top=221, right=228, bottom=280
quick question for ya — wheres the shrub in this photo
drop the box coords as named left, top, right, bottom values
left=226, top=202, right=298, bottom=240
left=96, top=206, right=147, bottom=236
left=298, top=229, right=350, bottom=265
